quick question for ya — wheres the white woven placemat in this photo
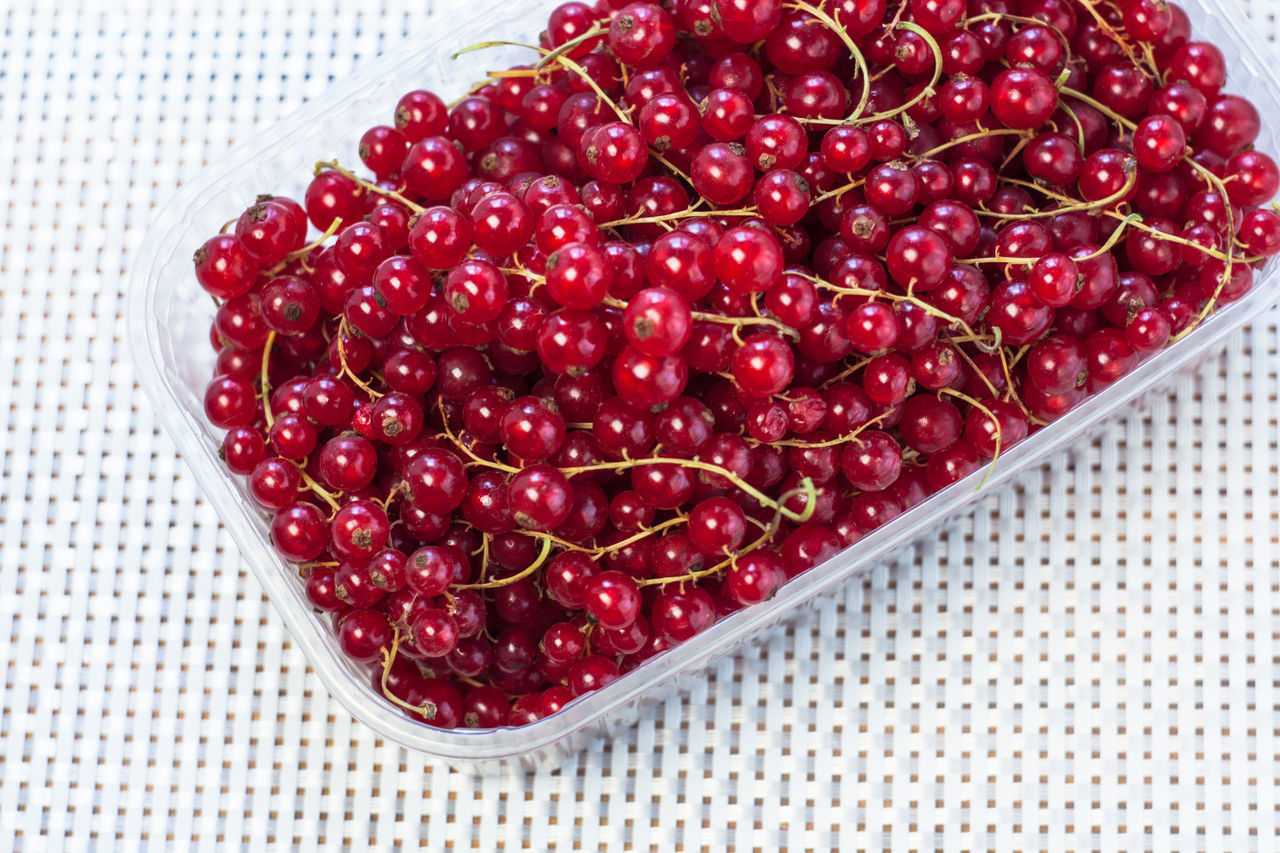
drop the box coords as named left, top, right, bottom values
left=2, top=0, right=1279, bottom=849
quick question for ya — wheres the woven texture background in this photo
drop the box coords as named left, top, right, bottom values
left=2, top=0, right=1279, bottom=849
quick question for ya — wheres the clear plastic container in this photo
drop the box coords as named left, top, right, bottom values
left=128, top=0, right=1280, bottom=771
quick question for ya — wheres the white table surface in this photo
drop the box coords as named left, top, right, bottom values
left=2, top=0, right=1279, bottom=849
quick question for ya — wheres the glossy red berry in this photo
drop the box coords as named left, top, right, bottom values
left=990, top=66, right=1058, bottom=130
left=404, top=448, right=468, bottom=513
left=445, top=258, right=509, bottom=324
left=624, top=287, right=693, bottom=356
left=691, top=142, right=754, bottom=204
left=714, top=226, right=784, bottom=293
left=609, top=3, right=675, bottom=68
left=194, top=235, right=257, bottom=299
left=546, top=242, right=613, bottom=309
left=339, top=609, right=393, bottom=663
left=731, top=333, right=795, bottom=397
left=236, top=199, right=303, bottom=265
left=723, top=551, right=783, bottom=605
left=500, top=396, right=566, bottom=461
left=650, top=587, right=715, bottom=644
left=687, top=496, right=746, bottom=555
left=886, top=226, right=950, bottom=291
left=988, top=280, right=1054, bottom=345
left=270, top=502, right=329, bottom=562
left=583, top=571, right=642, bottom=630
left=715, top=0, right=783, bottom=43
left=402, top=136, right=467, bottom=201
left=1133, top=114, right=1187, bottom=173
left=509, top=463, right=575, bottom=531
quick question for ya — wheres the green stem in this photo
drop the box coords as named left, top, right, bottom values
left=298, top=467, right=342, bottom=513
left=336, top=319, right=385, bottom=401
left=315, top=159, right=424, bottom=214
left=766, top=413, right=890, bottom=448
left=558, top=54, right=629, bottom=123
left=786, top=1, right=873, bottom=123
left=981, top=168, right=1139, bottom=220
left=452, top=39, right=545, bottom=60
left=1058, top=86, right=1138, bottom=132
left=260, top=331, right=276, bottom=428
left=939, top=388, right=1002, bottom=491
left=535, top=24, right=606, bottom=69
left=560, top=457, right=818, bottom=524
left=856, top=22, right=943, bottom=126
left=803, top=273, right=999, bottom=353
left=453, top=535, right=553, bottom=590
left=919, top=127, right=1027, bottom=159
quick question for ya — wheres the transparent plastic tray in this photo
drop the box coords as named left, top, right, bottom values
left=128, top=0, right=1280, bottom=770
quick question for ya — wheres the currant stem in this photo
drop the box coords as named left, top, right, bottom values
left=820, top=355, right=876, bottom=388
left=314, top=159, right=425, bottom=214
left=1057, top=100, right=1089, bottom=152
left=535, top=24, right=606, bottom=70
left=786, top=0, right=873, bottom=123
left=435, top=399, right=520, bottom=474
left=635, top=478, right=814, bottom=588
left=993, top=341, right=1025, bottom=411
left=260, top=330, right=276, bottom=429
left=299, top=560, right=341, bottom=570
left=336, top=318, right=386, bottom=401
left=649, top=149, right=695, bottom=187
left=476, top=533, right=492, bottom=584
left=453, top=535, right=554, bottom=590
left=600, top=515, right=687, bottom=553
left=919, top=127, right=1028, bottom=160
left=557, top=54, right=630, bottom=124
left=857, top=22, right=943, bottom=126
left=765, top=413, right=890, bottom=448
left=486, top=68, right=540, bottom=79
left=1073, top=0, right=1149, bottom=77
left=512, top=529, right=582, bottom=553
left=379, top=629, right=439, bottom=720
left=998, top=134, right=1034, bottom=173
left=1087, top=212, right=1143, bottom=257
left=946, top=340, right=1001, bottom=400
left=376, top=482, right=407, bottom=511
left=979, top=168, right=1139, bottom=220
left=452, top=39, right=545, bottom=60
left=810, top=178, right=866, bottom=206
left=939, top=388, right=1002, bottom=491
left=559, top=456, right=817, bottom=524
left=286, top=216, right=343, bottom=262
left=1058, top=86, right=1138, bottom=132
left=297, top=466, right=342, bottom=513
left=634, top=551, right=738, bottom=588
left=1169, top=158, right=1241, bottom=340
left=689, top=309, right=800, bottom=341
left=941, top=328, right=1003, bottom=354
left=967, top=12, right=1078, bottom=74
left=1000, top=175, right=1239, bottom=264
left=601, top=202, right=756, bottom=229
left=804, top=272, right=993, bottom=351
left=957, top=213, right=1142, bottom=268
left=568, top=514, right=691, bottom=559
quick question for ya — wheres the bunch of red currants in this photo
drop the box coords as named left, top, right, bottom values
left=195, top=0, right=1279, bottom=728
